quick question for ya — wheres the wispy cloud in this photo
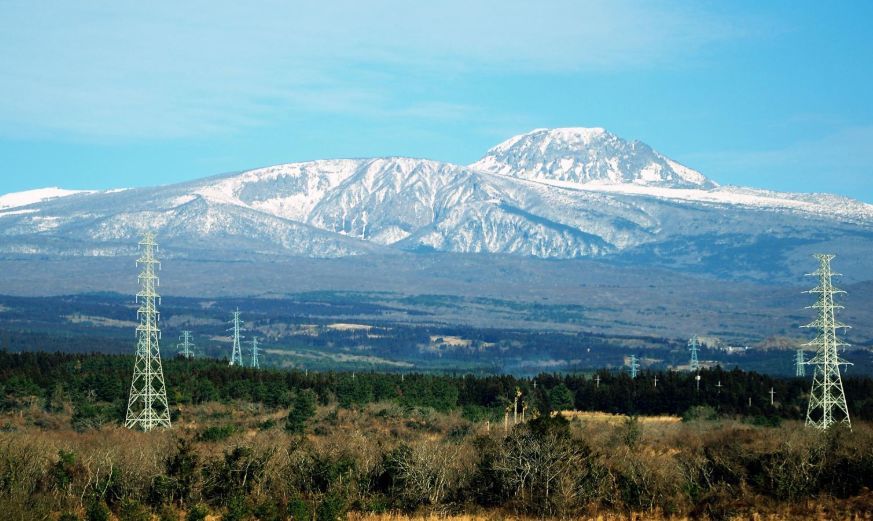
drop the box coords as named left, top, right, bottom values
left=0, top=1, right=749, bottom=141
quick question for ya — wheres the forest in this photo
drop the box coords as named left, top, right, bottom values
left=1, top=350, right=873, bottom=520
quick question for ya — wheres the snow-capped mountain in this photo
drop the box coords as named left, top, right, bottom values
left=2, top=127, right=872, bottom=282
left=471, top=128, right=716, bottom=188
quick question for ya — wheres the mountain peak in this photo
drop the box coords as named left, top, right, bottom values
left=471, top=127, right=716, bottom=189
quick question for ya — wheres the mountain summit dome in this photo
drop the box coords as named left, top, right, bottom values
left=470, top=127, right=716, bottom=189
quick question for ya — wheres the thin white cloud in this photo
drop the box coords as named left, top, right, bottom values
left=0, top=1, right=751, bottom=140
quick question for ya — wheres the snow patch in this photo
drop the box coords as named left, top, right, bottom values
left=369, top=225, right=410, bottom=245
left=0, top=208, right=39, bottom=217
left=0, top=187, right=93, bottom=209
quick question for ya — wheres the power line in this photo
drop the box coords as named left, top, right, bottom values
left=803, top=254, right=852, bottom=430
left=124, top=232, right=171, bottom=431
left=228, top=309, right=244, bottom=366
left=688, top=335, right=700, bottom=372
left=250, top=336, right=261, bottom=369
left=795, top=349, right=806, bottom=377
left=178, top=330, right=194, bottom=359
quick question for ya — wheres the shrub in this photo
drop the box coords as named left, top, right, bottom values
left=286, top=389, right=317, bottom=434
left=148, top=475, right=178, bottom=507
left=467, top=435, right=506, bottom=507
left=158, top=504, right=180, bottom=521
left=118, top=498, right=151, bottom=521
left=480, top=417, right=584, bottom=516
left=253, top=498, right=283, bottom=521
left=258, top=418, right=277, bottom=430
left=316, top=492, right=347, bottom=521
left=376, top=441, right=460, bottom=511
left=287, top=495, right=311, bottom=520
left=71, top=402, right=112, bottom=431
left=202, top=446, right=271, bottom=505
left=51, top=450, right=82, bottom=493
left=198, top=424, right=236, bottom=442
left=682, top=405, right=719, bottom=422
left=222, top=494, right=248, bottom=521
left=165, top=438, right=199, bottom=503
left=447, top=423, right=472, bottom=441
left=617, top=416, right=643, bottom=447
left=309, top=452, right=356, bottom=494
left=745, top=415, right=782, bottom=428
left=85, top=500, right=110, bottom=521
left=185, top=503, right=208, bottom=521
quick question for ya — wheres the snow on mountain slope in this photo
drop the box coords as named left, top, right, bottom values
left=519, top=178, right=873, bottom=225
left=1, top=127, right=872, bottom=282
left=307, top=158, right=487, bottom=244
left=0, top=187, right=94, bottom=210
left=471, top=127, right=715, bottom=189
left=304, top=157, right=622, bottom=255
left=403, top=199, right=613, bottom=257
left=193, top=159, right=364, bottom=222
left=0, top=178, right=384, bottom=258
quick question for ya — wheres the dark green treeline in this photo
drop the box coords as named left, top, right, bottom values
left=2, top=351, right=873, bottom=425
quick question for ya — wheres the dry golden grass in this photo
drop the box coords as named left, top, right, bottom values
left=348, top=514, right=692, bottom=521
left=558, top=410, right=681, bottom=425
left=349, top=502, right=873, bottom=521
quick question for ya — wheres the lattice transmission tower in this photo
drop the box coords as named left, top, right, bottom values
left=178, top=330, right=194, bottom=359
left=250, top=336, right=261, bottom=369
left=803, top=254, right=852, bottom=430
left=795, top=349, right=806, bottom=377
left=688, top=336, right=700, bottom=372
left=124, top=232, right=171, bottom=431
left=629, top=354, right=639, bottom=379
left=229, top=309, right=244, bottom=366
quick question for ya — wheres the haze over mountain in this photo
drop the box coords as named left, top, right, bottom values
left=2, top=127, right=872, bottom=288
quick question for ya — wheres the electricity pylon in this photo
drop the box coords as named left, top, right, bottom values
left=803, top=254, right=852, bottom=430
left=124, top=232, right=171, bottom=431
left=795, top=349, right=806, bottom=377
left=178, top=330, right=194, bottom=359
left=250, top=336, right=261, bottom=369
left=229, top=309, right=244, bottom=366
left=688, top=336, right=700, bottom=372
left=629, top=355, right=639, bottom=379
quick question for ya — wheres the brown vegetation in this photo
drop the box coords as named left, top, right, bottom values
left=1, top=400, right=872, bottom=520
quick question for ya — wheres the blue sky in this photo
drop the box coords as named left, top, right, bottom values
left=1, top=1, right=872, bottom=200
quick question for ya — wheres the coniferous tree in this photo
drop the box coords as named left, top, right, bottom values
left=548, top=383, right=574, bottom=412
left=285, top=388, right=317, bottom=433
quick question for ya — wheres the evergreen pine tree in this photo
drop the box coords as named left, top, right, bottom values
left=285, top=389, right=316, bottom=434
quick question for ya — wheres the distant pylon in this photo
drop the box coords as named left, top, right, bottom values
left=124, top=232, right=171, bottom=431
left=629, top=355, right=639, bottom=379
left=803, top=254, right=852, bottom=430
left=795, top=349, right=806, bottom=377
left=688, top=336, right=700, bottom=372
left=250, top=336, right=261, bottom=369
left=178, top=330, right=194, bottom=359
left=229, top=309, right=244, bottom=366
